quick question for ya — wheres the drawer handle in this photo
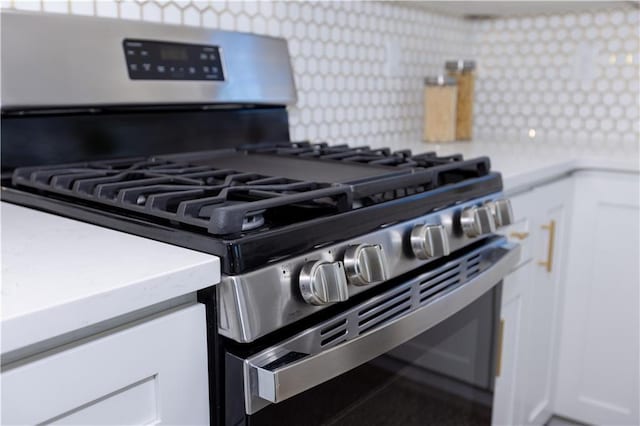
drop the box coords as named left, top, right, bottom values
left=495, top=319, right=505, bottom=377
left=509, top=231, right=530, bottom=240
left=538, top=220, right=556, bottom=273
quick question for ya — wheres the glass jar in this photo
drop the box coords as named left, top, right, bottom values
left=423, top=75, right=458, bottom=143
left=446, top=60, right=476, bottom=141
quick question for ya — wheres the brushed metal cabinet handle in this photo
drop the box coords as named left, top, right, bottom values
left=538, top=220, right=556, bottom=273
left=495, top=319, right=505, bottom=377
left=509, top=231, right=530, bottom=240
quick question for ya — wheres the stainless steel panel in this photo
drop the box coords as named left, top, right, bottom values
left=218, top=193, right=503, bottom=343
left=242, top=238, right=520, bottom=414
left=1, top=11, right=296, bottom=108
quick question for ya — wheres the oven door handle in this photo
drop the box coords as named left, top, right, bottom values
left=248, top=240, right=520, bottom=406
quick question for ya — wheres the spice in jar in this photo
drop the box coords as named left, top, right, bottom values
left=446, top=60, right=476, bottom=141
left=423, top=75, right=458, bottom=143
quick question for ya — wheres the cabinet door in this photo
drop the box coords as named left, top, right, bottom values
left=1, top=304, right=210, bottom=425
left=521, top=178, right=573, bottom=425
left=493, top=261, right=533, bottom=426
left=554, top=171, right=639, bottom=425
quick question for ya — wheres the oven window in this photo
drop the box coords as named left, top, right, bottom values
left=248, top=286, right=500, bottom=426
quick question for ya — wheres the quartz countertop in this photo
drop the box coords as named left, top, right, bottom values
left=399, top=139, right=640, bottom=194
left=1, top=202, right=220, bottom=356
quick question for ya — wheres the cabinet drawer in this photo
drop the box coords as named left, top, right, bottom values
left=499, top=192, right=533, bottom=270
left=1, top=304, right=209, bottom=425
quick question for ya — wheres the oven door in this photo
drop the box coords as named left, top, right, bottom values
left=227, top=237, right=520, bottom=426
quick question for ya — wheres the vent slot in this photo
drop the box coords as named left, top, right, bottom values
left=467, top=254, right=480, bottom=264
left=466, top=255, right=482, bottom=279
left=319, top=319, right=348, bottom=347
left=320, top=329, right=347, bottom=347
left=419, top=265, right=461, bottom=293
left=358, top=287, right=412, bottom=318
left=320, top=319, right=346, bottom=336
left=419, top=276, right=461, bottom=304
left=358, top=292, right=412, bottom=335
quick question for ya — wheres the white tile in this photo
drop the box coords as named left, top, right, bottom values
left=219, top=10, right=234, bottom=30
left=210, top=1, right=226, bottom=13
left=235, top=13, right=250, bottom=32
left=251, top=15, right=266, bottom=34
left=183, top=6, right=200, bottom=26
left=201, top=9, right=217, bottom=27
left=119, top=1, right=141, bottom=20
left=95, top=0, right=118, bottom=17
left=13, top=0, right=41, bottom=11
left=162, top=3, right=181, bottom=24
left=42, top=0, right=68, bottom=14
left=174, top=0, right=191, bottom=9
left=193, top=1, right=210, bottom=11
left=142, top=1, right=162, bottom=22
left=70, top=0, right=94, bottom=16
left=242, top=1, right=258, bottom=17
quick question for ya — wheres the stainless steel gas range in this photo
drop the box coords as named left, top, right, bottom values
left=1, top=11, right=520, bottom=426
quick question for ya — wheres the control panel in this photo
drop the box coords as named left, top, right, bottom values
left=123, top=39, right=224, bottom=81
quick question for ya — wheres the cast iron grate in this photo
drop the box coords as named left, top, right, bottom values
left=12, top=157, right=353, bottom=235
left=11, top=142, right=491, bottom=236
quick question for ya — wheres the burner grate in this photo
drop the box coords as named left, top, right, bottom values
left=11, top=142, right=492, bottom=237
left=12, top=158, right=353, bottom=236
left=244, top=141, right=466, bottom=169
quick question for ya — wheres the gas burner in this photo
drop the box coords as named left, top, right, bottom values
left=242, top=210, right=265, bottom=232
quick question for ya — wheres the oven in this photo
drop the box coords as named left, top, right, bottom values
left=223, top=237, right=519, bottom=425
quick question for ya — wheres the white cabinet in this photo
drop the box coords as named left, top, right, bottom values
left=521, top=177, right=572, bottom=425
left=1, top=304, right=210, bottom=425
left=493, top=260, right=533, bottom=426
left=494, top=178, right=573, bottom=426
left=554, top=171, right=640, bottom=425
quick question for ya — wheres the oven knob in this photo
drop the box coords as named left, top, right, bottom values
left=485, top=199, right=514, bottom=227
left=299, top=260, right=349, bottom=305
left=343, top=244, right=388, bottom=286
left=410, top=224, right=451, bottom=259
left=460, top=206, right=496, bottom=237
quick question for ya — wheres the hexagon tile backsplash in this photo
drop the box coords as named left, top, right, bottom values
left=2, top=1, right=638, bottom=152
left=472, top=9, right=640, bottom=150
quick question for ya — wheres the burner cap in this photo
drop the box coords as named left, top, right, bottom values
left=242, top=210, right=265, bottom=232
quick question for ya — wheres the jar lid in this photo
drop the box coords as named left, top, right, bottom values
left=445, top=60, right=476, bottom=71
left=424, top=75, right=457, bottom=86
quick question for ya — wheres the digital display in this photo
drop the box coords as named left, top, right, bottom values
left=123, top=39, right=224, bottom=81
left=160, top=46, right=188, bottom=61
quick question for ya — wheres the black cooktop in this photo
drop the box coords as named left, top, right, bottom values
left=3, top=142, right=502, bottom=274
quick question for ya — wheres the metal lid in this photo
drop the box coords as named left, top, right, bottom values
left=424, top=75, right=457, bottom=86
left=445, top=60, right=476, bottom=71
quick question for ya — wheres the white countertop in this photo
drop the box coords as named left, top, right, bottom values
left=399, top=139, right=640, bottom=194
left=1, top=203, right=220, bottom=355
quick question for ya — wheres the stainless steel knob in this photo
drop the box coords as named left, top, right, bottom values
left=343, top=244, right=388, bottom=286
left=410, top=224, right=451, bottom=259
left=460, top=206, right=496, bottom=237
left=299, top=260, right=349, bottom=305
left=485, top=199, right=514, bottom=227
